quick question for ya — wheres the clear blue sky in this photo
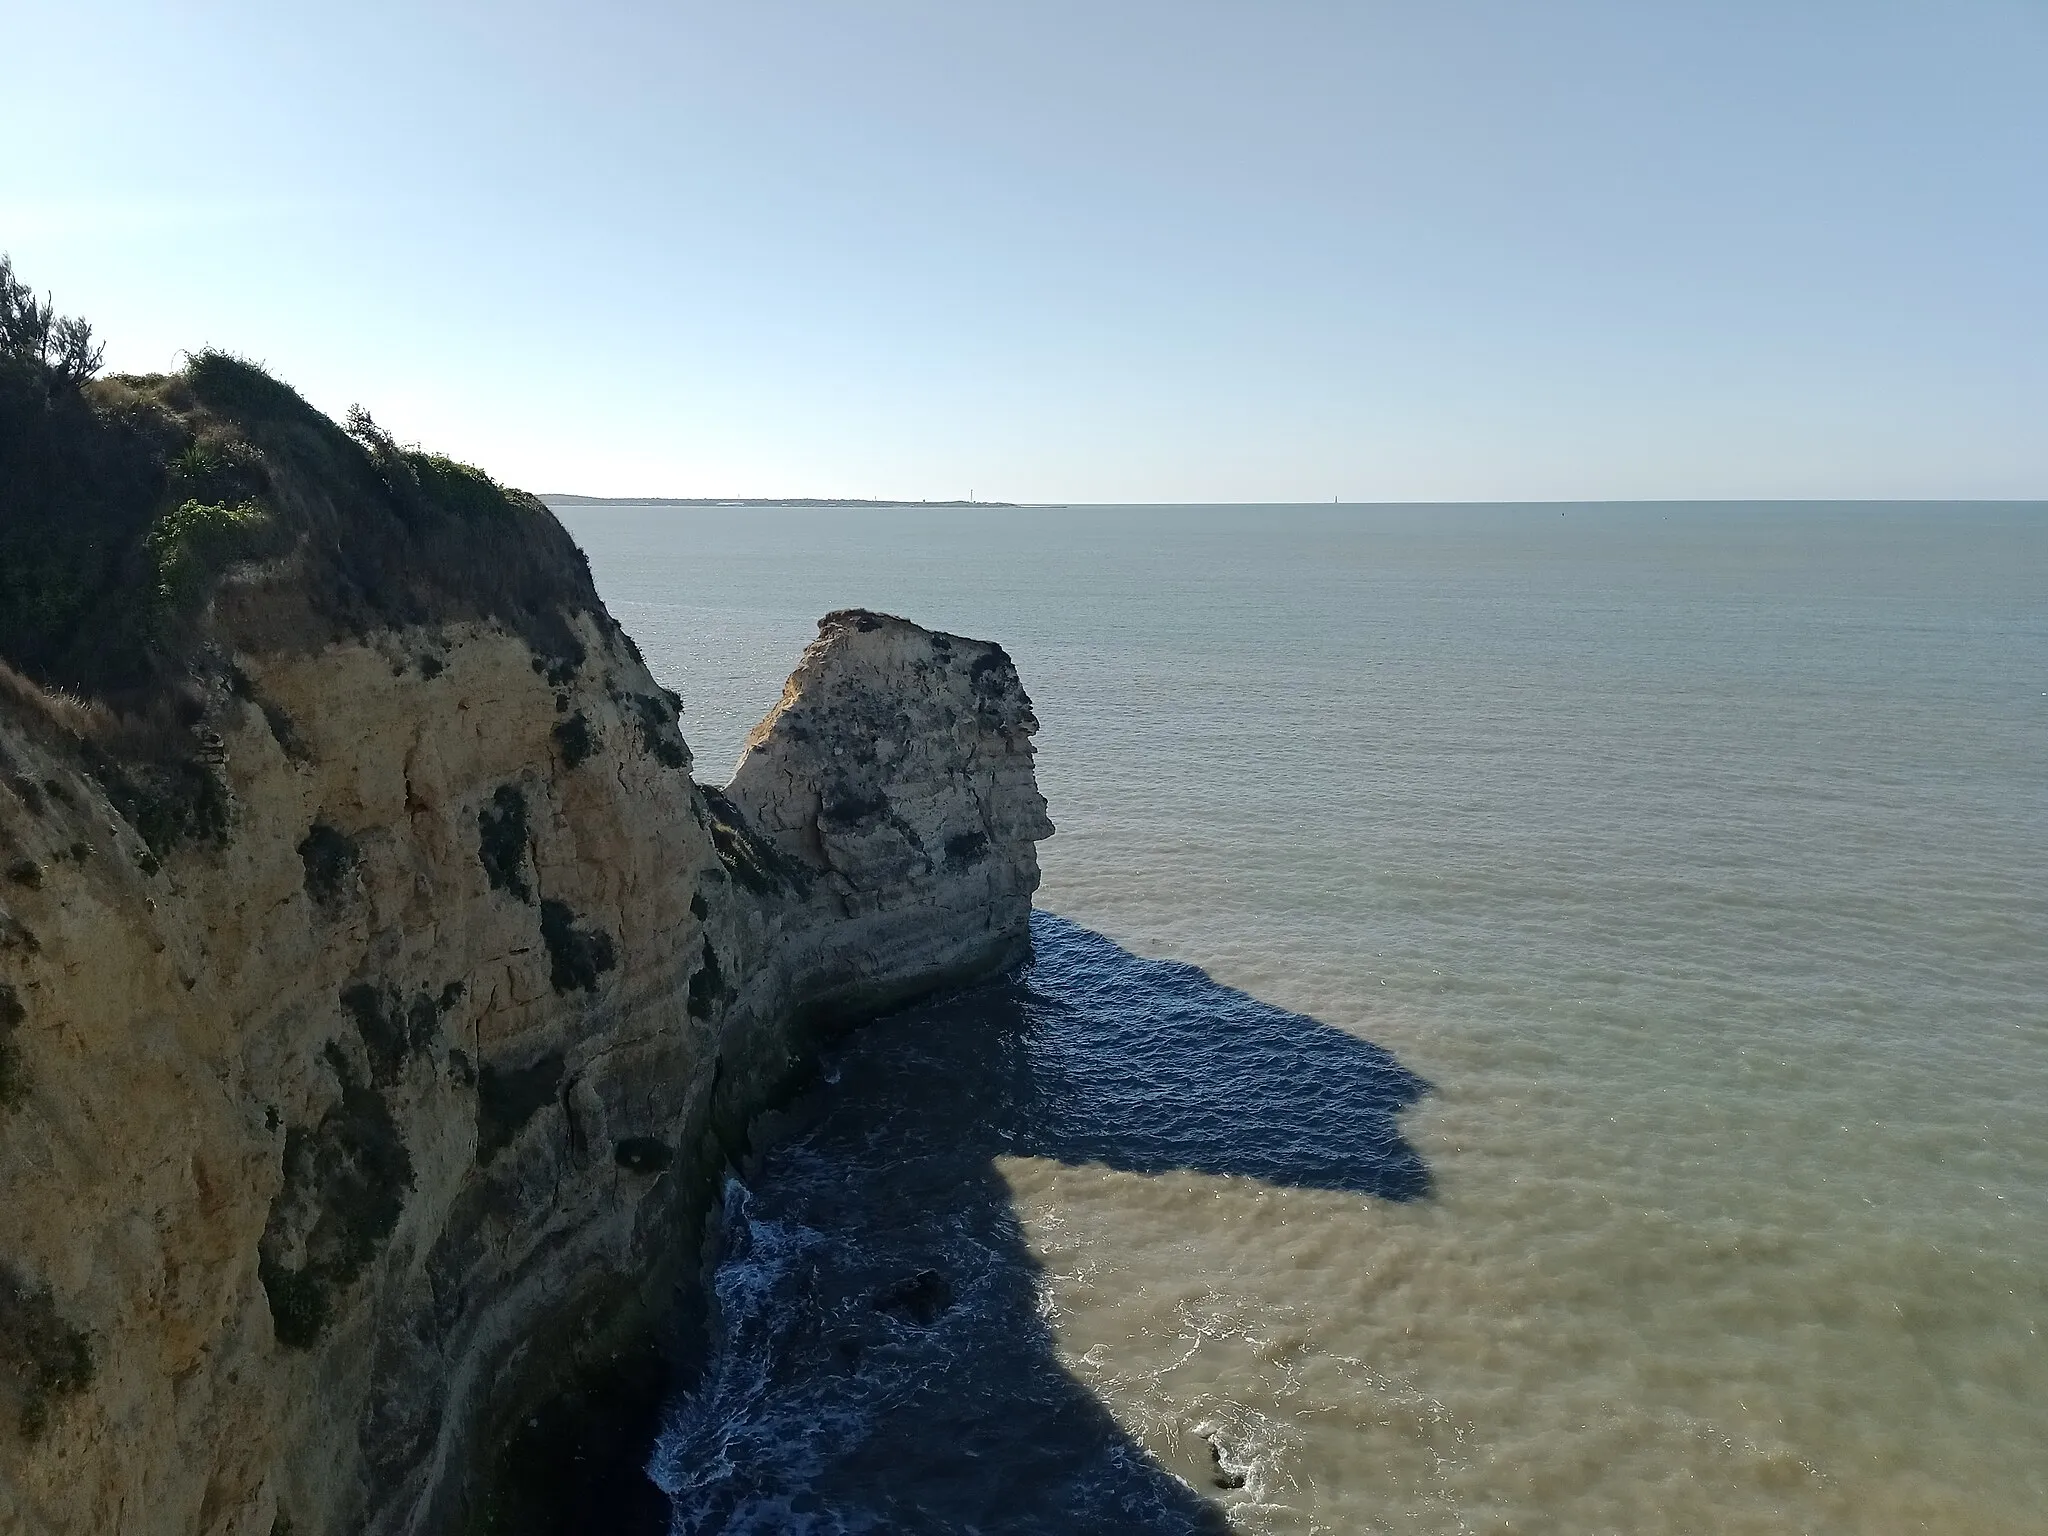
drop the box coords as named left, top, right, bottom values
left=5, top=2, right=2043, bottom=502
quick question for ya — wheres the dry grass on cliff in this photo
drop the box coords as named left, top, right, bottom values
left=0, top=659, right=216, bottom=829
left=0, top=658, right=110, bottom=742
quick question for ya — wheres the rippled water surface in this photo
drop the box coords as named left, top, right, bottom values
left=560, top=502, right=2048, bottom=1534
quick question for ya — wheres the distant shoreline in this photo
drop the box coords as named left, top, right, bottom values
left=542, top=495, right=1030, bottom=509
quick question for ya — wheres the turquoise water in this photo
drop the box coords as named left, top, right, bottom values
left=561, top=501, right=2048, bottom=1533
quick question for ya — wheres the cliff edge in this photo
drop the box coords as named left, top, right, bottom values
left=0, top=351, right=1050, bottom=1534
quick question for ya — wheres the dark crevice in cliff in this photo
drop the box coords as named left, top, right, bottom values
left=698, top=785, right=807, bottom=895
left=477, top=1344, right=675, bottom=1536
left=614, top=1136, right=673, bottom=1174
left=232, top=667, right=311, bottom=761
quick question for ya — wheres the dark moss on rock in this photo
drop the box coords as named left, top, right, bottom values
left=820, top=787, right=888, bottom=827
left=0, top=981, right=24, bottom=1107
left=623, top=693, right=688, bottom=770
left=7, top=774, right=45, bottom=814
left=539, top=900, right=616, bottom=995
left=968, top=647, right=1010, bottom=693
left=0, top=908, right=38, bottom=954
left=476, top=1051, right=566, bottom=1164
left=340, top=982, right=441, bottom=1088
left=531, top=652, right=581, bottom=690
left=686, top=939, right=725, bottom=1021
left=96, top=753, right=232, bottom=858
left=0, top=1262, right=94, bottom=1438
left=258, top=1044, right=414, bottom=1350
left=551, top=711, right=595, bottom=769
left=259, top=1261, right=330, bottom=1352
left=298, top=822, right=360, bottom=906
left=478, top=784, right=532, bottom=903
left=943, top=829, right=989, bottom=868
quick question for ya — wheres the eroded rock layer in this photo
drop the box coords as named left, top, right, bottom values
left=0, top=603, right=1049, bottom=1535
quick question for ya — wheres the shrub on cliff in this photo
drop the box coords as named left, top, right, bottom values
left=344, top=403, right=520, bottom=525
left=0, top=254, right=103, bottom=394
left=146, top=497, right=271, bottom=609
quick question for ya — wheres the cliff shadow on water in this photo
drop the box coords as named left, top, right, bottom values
left=645, top=910, right=1431, bottom=1535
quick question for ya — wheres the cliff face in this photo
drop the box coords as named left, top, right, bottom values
left=0, top=396, right=1050, bottom=1534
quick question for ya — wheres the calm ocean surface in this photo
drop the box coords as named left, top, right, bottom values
left=557, top=501, right=2048, bottom=1534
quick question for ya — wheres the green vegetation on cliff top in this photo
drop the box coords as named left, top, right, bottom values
left=0, top=256, right=621, bottom=860
left=0, top=254, right=603, bottom=711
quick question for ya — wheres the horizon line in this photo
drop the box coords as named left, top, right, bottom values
left=541, top=493, right=2048, bottom=509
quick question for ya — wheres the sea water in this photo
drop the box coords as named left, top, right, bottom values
left=556, top=501, right=2048, bottom=1534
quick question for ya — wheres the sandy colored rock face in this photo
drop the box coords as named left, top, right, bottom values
left=0, top=607, right=1047, bottom=1536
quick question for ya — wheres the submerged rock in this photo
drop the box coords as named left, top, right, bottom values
left=871, top=1268, right=955, bottom=1326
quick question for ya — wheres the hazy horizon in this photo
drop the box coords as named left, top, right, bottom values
left=544, top=493, right=2048, bottom=508
left=6, top=2, right=2044, bottom=503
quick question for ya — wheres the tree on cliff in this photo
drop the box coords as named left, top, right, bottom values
left=0, top=255, right=104, bottom=394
